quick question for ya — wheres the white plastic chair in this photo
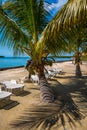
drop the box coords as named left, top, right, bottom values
left=31, top=75, right=39, bottom=85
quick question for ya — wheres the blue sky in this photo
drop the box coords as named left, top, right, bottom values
left=0, top=0, right=68, bottom=57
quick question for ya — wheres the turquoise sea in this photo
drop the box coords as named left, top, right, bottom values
left=0, top=57, right=29, bottom=69
left=0, top=57, right=71, bottom=69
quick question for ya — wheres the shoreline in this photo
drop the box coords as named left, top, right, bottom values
left=0, top=66, right=24, bottom=71
left=0, top=60, right=72, bottom=71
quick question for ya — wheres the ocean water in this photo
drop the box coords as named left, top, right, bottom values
left=0, top=57, right=29, bottom=69
left=0, top=57, right=71, bottom=69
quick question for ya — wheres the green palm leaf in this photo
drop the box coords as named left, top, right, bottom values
left=0, top=0, right=52, bottom=56
left=37, top=0, right=87, bottom=54
left=0, top=6, right=32, bottom=55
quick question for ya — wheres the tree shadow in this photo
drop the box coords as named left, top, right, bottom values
left=11, top=77, right=87, bottom=130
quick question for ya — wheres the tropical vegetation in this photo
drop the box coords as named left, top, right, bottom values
left=39, top=0, right=87, bottom=77
left=0, top=0, right=87, bottom=103
left=0, top=0, right=57, bottom=103
left=0, top=0, right=87, bottom=130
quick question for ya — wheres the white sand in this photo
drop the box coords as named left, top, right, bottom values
left=0, top=61, right=87, bottom=130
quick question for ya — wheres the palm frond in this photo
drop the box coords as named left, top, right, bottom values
left=2, top=0, right=30, bottom=35
left=3, top=0, right=52, bottom=41
left=37, top=0, right=87, bottom=54
left=0, top=4, right=37, bottom=55
left=0, top=8, right=30, bottom=44
left=1, top=0, right=53, bottom=56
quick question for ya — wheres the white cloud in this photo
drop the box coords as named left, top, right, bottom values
left=47, top=0, right=68, bottom=15
left=52, top=0, right=68, bottom=9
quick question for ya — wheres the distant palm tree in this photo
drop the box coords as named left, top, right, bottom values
left=68, top=28, right=87, bottom=77
left=39, top=0, right=87, bottom=77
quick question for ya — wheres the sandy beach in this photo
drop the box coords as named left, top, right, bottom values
left=0, top=61, right=87, bottom=130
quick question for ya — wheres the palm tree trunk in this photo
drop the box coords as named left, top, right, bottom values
left=74, top=51, right=82, bottom=77
left=38, top=65, right=55, bottom=103
left=75, top=63, right=82, bottom=77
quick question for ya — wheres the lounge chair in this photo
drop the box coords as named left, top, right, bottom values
left=0, top=88, right=12, bottom=100
left=1, top=80, right=24, bottom=94
left=48, top=68, right=63, bottom=76
left=47, top=70, right=56, bottom=77
left=44, top=67, right=63, bottom=79
left=0, top=88, right=12, bottom=108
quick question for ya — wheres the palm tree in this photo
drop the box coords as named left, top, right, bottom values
left=0, top=0, right=87, bottom=102
left=1, top=0, right=86, bottom=129
left=67, top=27, right=87, bottom=77
left=41, top=0, right=87, bottom=51
left=38, top=0, right=87, bottom=77
left=0, top=0, right=58, bottom=103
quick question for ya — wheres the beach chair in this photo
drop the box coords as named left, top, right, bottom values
left=44, top=67, right=63, bottom=79
left=47, top=70, right=56, bottom=77
left=31, top=75, right=39, bottom=85
left=0, top=88, right=12, bottom=100
left=1, top=80, right=24, bottom=94
left=48, top=68, right=63, bottom=75
left=45, top=73, right=50, bottom=79
left=0, top=88, right=12, bottom=108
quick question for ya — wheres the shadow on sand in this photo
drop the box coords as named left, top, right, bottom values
left=15, top=90, right=31, bottom=97
left=11, top=77, right=87, bottom=130
left=0, top=100, right=19, bottom=110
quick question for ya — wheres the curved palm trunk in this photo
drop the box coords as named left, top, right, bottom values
left=38, top=65, right=55, bottom=103
left=26, top=60, right=55, bottom=102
